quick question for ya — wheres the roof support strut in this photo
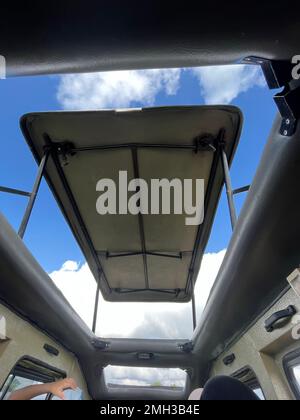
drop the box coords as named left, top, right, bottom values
left=190, top=143, right=248, bottom=331
left=221, top=147, right=238, bottom=231
left=18, top=150, right=50, bottom=239
left=92, top=272, right=102, bottom=334
left=192, top=283, right=197, bottom=331
left=191, top=138, right=249, bottom=331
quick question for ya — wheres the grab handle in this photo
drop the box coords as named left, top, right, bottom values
left=265, top=305, right=296, bottom=333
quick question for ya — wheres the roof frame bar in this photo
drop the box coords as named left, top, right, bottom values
left=55, top=138, right=215, bottom=155
left=113, top=288, right=182, bottom=296
left=101, top=251, right=186, bottom=260
left=0, top=151, right=50, bottom=239
left=0, top=186, right=31, bottom=198
left=233, top=185, right=251, bottom=195
left=131, top=146, right=149, bottom=290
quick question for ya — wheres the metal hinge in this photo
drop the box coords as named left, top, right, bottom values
left=243, top=56, right=300, bottom=137
left=55, top=141, right=76, bottom=166
left=194, top=134, right=217, bottom=153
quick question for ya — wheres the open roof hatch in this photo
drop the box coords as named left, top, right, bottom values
left=21, top=106, right=242, bottom=303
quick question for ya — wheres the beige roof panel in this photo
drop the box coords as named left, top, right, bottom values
left=21, top=106, right=242, bottom=302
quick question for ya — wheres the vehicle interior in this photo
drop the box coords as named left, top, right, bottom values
left=1, top=1, right=300, bottom=400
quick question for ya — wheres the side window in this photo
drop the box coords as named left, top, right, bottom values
left=283, top=349, right=300, bottom=400
left=232, top=367, right=265, bottom=400
left=0, top=357, right=66, bottom=400
left=0, top=376, right=46, bottom=400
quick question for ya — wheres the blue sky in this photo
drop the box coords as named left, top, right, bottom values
left=0, top=68, right=277, bottom=273
left=0, top=75, right=85, bottom=272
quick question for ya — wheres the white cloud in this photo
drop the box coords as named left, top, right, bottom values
left=50, top=262, right=97, bottom=330
left=104, top=365, right=187, bottom=388
left=61, top=261, right=80, bottom=271
left=191, top=65, right=266, bottom=105
left=56, top=65, right=265, bottom=111
left=57, top=69, right=181, bottom=110
left=49, top=250, right=226, bottom=339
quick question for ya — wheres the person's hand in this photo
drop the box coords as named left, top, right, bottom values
left=48, top=378, right=78, bottom=400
